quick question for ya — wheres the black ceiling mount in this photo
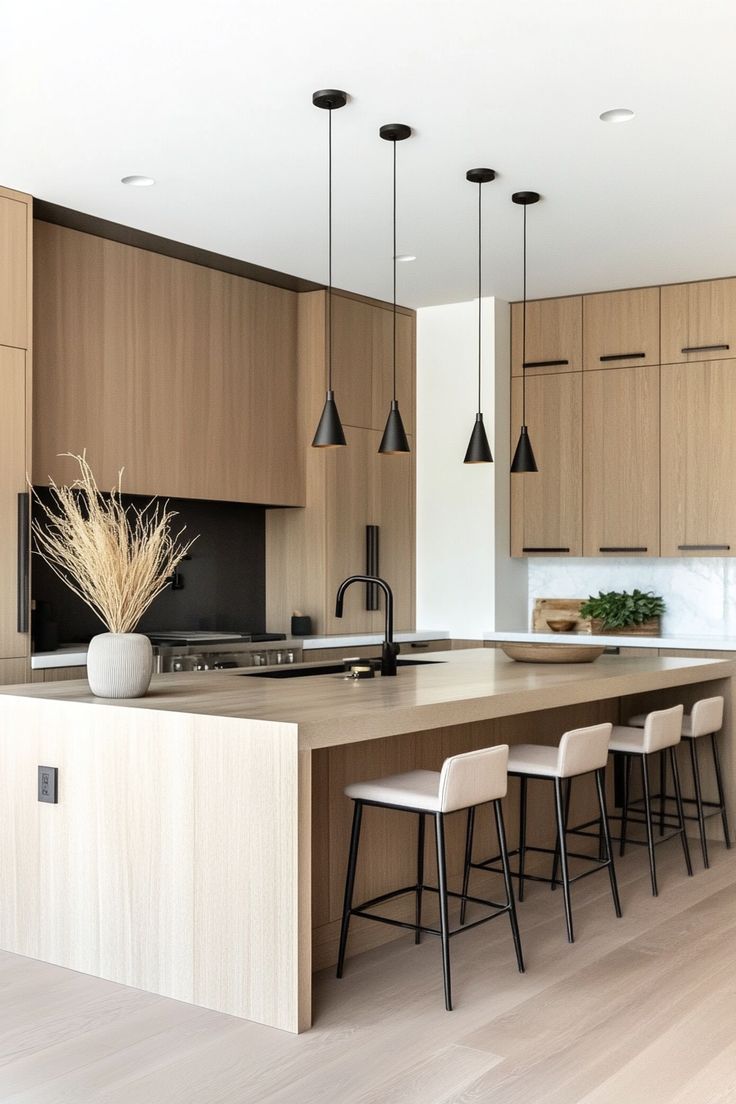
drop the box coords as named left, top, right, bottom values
left=512, top=190, right=541, bottom=205
left=312, top=89, right=348, bottom=111
left=466, top=168, right=496, bottom=184
left=379, top=123, right=412, bottom=142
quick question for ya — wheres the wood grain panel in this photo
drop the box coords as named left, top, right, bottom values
left=0, top=191, right=30, bottom=349
left=511, top=372, right=582, bottom=556
left=661, top=360, right=736, bottom=556
left=31, top=665, right=86, bottom=683
left=0, top=348, right=28, bottom=659
left=583, top=286, right=660, bottom=370
left=661, top=277, right=736, bottom=365
left=511, top=296, right=582, bottom=376
left=32, top=222, right=302, bottom=506
left=583, top=364, right=660, bottom=556
left=0, top=658, right=30, bottom=685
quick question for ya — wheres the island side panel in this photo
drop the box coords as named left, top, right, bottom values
left=193, top=717, right=306, bottom=1032
left=0, top=696, right=195, bottom=1000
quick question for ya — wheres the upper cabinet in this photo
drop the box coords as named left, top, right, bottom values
left=661, top=278, right=736, bottom=365
left=510, top=372, right=582, bottom=557
left=33, top=222, right=303, bottom=507
left=511, top=295, right=582, bottom=376
left=0, top=191, right=30, bottom=349
left=583, top=287, right=660, bottom=370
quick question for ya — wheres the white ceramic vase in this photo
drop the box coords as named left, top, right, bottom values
left=86, top=633, right=153, bottom=698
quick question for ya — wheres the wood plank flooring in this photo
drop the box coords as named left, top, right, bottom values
left=2, top=841, right=736, bottom=1103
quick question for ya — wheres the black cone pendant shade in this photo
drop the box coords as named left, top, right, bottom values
left=378, top=122, right=412, bottom=455
left=510, top=190, right=540, bottom=473
left=311, top=89, right=348, bottom=449
left=464, top=167, right=496, bottom=464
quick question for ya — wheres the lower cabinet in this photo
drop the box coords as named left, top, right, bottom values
left=0, top=658, right=29, bottom=685
left=661, top=360, right=736, bottom=556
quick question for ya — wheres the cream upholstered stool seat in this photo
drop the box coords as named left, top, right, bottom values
left=337, top=744, right=524, bottom=1012
left=627, top=696, right=730, bottom=869
left=609, top=704, right=692, bottom=895
left=462, top=723, right=621, bottom=945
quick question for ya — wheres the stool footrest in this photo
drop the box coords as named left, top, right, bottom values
left=351, top=882, right=511, bottom=940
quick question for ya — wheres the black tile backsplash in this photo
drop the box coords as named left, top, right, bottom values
left=32, top=489, right=266, bottom=647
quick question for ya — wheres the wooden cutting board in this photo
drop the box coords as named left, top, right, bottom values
left=532, top=599, right=591, bottom=633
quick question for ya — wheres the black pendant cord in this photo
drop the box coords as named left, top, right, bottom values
left=477, top=181, right=482, bottom=412
left=392, top=139, right=397, bottom=401
left=327, top=105, right=333, bottom=393
left=521, top=202, right=527, bottom=426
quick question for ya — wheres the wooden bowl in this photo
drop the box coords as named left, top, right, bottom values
left=501, top=643, right=605, bottom=664
left=546, top=619, right=577, bottom=632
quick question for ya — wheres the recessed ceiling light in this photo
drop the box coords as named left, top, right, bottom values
left=396, top=254, right=416, bottom=263
left=121, top=174, right=155, bottom=186
left=599, top=108, right=635, bottom=124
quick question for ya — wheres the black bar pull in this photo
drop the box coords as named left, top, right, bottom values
left=599, top=546, right=648, bottom=553
left=677, top=544, right=731, bottom=551
left=365, top=525, right=380, bottom=610
left=522, top=359, right=569, bottom=369
left=17, top=492, right=30, bottom=634
left=599, top=352, right=646, bottom=362
left=522, top=546, right=571, bottom=553
left=681, top=344, right=729, bottom=354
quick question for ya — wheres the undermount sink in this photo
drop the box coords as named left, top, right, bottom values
left=245, top=658, right=444, bottom=679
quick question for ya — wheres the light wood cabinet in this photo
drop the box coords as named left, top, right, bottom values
left=511, top=372, right=582, bottom=556
left=33, top=222, right=302, bottom=507
left=0, top=347, right=30, bottom=658
left=0, top=191, right=30, bottom=349
left=511, top=295, right=582, bottom=376
left=583, top=287, right=660, bottom=370
left=661, top=278, right=736, bottom=365
left=661, top=360, right=736, bottom=556
left=0, top=658, right=29, bottom=685
left=583, top=365, right=660, bottom=556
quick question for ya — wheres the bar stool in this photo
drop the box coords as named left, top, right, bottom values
left=336, top=744, right=524, bottom=1011
left=462, top=723, right=621, bottom=944
left=627, top=696, right=731, bottom=869
left=609, top=704, right=692, bottom=895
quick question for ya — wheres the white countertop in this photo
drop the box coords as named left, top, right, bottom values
left=32, top=631, right=450, bottom=670
left=484, top=630, right=736, bottom=651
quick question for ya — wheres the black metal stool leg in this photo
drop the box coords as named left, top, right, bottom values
left=689, top=738, right=709, bottom=869
left=596, top=768, right=622, bottom=918
left=494, top=800, right=525, bottom=973
left=518, top=775, right=528, bottom=902
left=434, top=813, right=452, bottom=1011
left=551, top=778, right=571, bottom=892
left=670, top=745, right=693, bottom=877
left=711, top=732, right=732, bottom=848
left=620, top=754, right=632, bottom=857
left=659, top=750, right=667, bottom=836
left=460, top=806, right=474, bottom=926
left=553, top=777, right=574, bottom=943
left=337, top=800, right=364, bottom=978
left=641, top=754, right=658, bottom=896
left=415, top=812, right=426, bottom=942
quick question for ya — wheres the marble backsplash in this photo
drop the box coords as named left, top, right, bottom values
left=528, top=558, right=734, bottom=637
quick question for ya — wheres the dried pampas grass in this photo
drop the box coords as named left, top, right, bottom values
left=31, top=454, right=197, bottom=635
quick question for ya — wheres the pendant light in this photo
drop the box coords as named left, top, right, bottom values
left=510, top=190, right=540, bottom=473
left=311, top=89, right=348, bottom=448
left=378, top=123, right=412, bottom=455
left=463, top=168, right=496, bottom=464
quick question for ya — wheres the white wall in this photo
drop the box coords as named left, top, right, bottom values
left=416, top=297, right=526, bottom=638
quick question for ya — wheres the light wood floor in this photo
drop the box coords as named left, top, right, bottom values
left=3, top=840, right=736, bottom=1103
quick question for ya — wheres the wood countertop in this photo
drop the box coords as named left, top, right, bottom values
left=2, top=649, right=733, bottom=750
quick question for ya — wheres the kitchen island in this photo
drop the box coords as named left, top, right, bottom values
left=0, top=649, right=733, bottom=1033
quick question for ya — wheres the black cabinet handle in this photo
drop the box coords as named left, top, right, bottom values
left=677, top=544, right=731, bottom=551
left=523, top=359, right=569, bottom=369
left=409, top=641, right=429, bottom=649
left=17, top=492, right=29, bottom=634
left=681, top=344, right=729, bottom=354
left=599, top=352, right=646, bottom=362
left=365, top=525, right=379, bottom=610
left=522, top=546, right=571, bottom=553
left=599, top=546, right=648, bottom=553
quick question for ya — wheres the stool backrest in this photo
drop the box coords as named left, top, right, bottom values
left=438, top=744, right=509, bottom=813
left=690, top=696, right=724, bottom=738
left=557, top=723, right=612, bottom=778
left=643, top=704, right=684, bottom=753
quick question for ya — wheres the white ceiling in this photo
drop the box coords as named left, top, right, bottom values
left=3, top=0, right=736, bottom=308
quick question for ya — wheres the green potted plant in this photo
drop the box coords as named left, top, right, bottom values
left=579, top=589, right=665, bottom=636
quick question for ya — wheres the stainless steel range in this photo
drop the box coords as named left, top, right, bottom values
left=146, top=631, right=303, bottom=673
